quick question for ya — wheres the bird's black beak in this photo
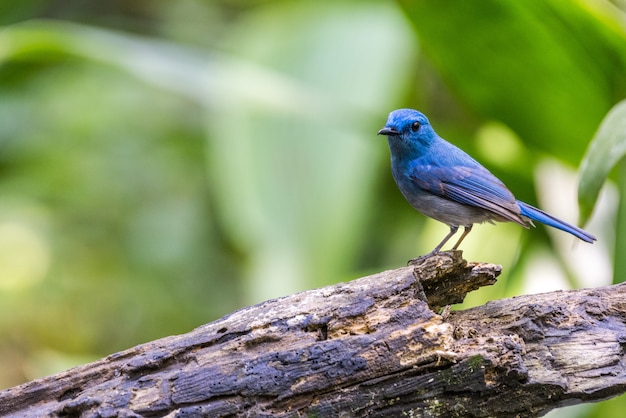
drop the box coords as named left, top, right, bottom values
left=377, top=127, right=400, bottom=136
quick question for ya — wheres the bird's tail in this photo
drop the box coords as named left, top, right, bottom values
left=517, top=201, right=596, bottom=243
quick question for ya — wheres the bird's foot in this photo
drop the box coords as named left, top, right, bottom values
left=407, top=254, right=433, bottom=266
left=407, top=250, right=462, bottom=266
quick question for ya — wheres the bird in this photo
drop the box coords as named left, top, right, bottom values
left=378, top=108, right=596, bottom=256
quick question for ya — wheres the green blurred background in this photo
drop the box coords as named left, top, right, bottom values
left=0, top=1, right=624, bottom=416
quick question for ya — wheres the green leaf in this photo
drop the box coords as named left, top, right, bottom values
left=398, top=0, right=626, bottom=164
left=578, top=99, right=626, bottom=224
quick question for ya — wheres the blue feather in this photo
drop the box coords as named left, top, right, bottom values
left=518, top=201, right=595, bottom=243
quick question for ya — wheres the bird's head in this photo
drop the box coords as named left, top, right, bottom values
left=378, top=109, right=437, bottom=155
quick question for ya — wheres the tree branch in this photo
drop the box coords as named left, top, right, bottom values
left=1, top=252, right=624, bottom=417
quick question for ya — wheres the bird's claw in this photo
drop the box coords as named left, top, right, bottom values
left=407, top=250, right=461, bottom=266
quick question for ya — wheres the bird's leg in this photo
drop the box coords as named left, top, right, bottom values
left=408, top=225, right=459, bottom=265
left=451, top=225, right=473, bottom=250
left=432, top=225, right=459, bottom=253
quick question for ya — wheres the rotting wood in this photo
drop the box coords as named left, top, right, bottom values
left=1, top=251, right=624, bottom=417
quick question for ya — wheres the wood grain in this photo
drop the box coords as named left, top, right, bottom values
left=1, top=252, right=623, bottom=417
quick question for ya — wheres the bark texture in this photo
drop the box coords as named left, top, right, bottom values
left=1, top=251, right=625, bottom=417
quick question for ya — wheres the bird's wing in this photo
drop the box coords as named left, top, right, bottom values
left=410, top=164, right=527, bottom=226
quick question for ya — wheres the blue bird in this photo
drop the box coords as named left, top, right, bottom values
left=378, top=109, right=596, bottom=255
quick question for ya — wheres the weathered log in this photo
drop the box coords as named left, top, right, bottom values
left=1, top=251, right=624, bottom=417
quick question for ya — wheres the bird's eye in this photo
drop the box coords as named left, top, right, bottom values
left=411, top=121, right=421, bottom=132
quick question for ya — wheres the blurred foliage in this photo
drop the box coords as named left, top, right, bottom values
left=579, top=100, right=626, bottom=224
left=0, top=1, right=624, bottom=416
left=579, top=99, right=626, bottom=282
